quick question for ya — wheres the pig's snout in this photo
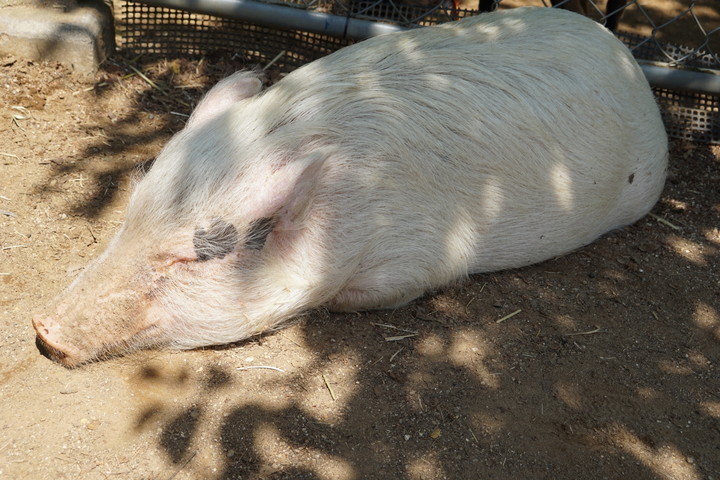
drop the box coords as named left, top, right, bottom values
left=32, top=308, right=164, bottom=368
left=32, top=315, right=85, bottom=368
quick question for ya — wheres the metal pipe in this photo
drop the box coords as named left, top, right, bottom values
left=639, top=61, right=720, bottom=95
left=136, top=0, right=720, bottom=95
left=137, top=0, right=407, bottom=40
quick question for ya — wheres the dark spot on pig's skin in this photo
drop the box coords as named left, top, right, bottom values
left=245, top=217, right=275, bottom=250
left=193, top=219, right=239, bottom=262
left=628, top=173, right=635, bottom=184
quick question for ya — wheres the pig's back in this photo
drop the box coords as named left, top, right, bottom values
left=255, top=7, right=667, bottom=281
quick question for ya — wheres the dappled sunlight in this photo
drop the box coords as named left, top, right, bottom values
left=4, top=3, right=719, bottom=479
left=552, top=313, right=578, bottom=330
left=297, top=349, right=362, bottom=424
left=447, top=329, right=501, bottom=389
left=414, top=333, right=447, bottom=358
left=406, top=451, right=447, bottom=480
left=479, top=175, right=504, bottom=221
left=656, top=360, right=695, bottom=375
left=550, top=162, right=575, bottom=212
left=703, top=226, right=720, bottom=245
left=665, top=235, right=710, bottom=266
left=468, top=412, right=506, bottom=436
left=413, top=328, right=501, bottom=389
left=613, top=426, right=703, bottom=480
left=444, top=219, right=478, bottom=271
left=593, top=267, right=629, bottom=296
left=685, top=351, right=711, bottom=368
left=254, top=423, right=357, bottom=480
left=697, top=402, right=720, bottom=419
left=636, top=386, right=660, bottom=400
left=691, top=301, right=719, bottom=342
left=553, top=381, right=583, bottom=410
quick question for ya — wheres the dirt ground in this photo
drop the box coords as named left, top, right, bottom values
left=1, top=2, right=720, bottom=480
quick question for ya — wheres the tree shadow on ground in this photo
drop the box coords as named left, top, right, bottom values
left=23, top=8, right=719, bottom=478
left=126, top=141, right=719, bottom=479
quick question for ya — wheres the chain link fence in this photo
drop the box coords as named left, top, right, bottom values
left=120, top=0, right=720, bottom=144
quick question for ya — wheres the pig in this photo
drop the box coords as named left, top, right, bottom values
left=33, top=6, right=668, bottom=367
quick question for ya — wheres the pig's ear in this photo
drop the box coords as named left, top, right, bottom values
left=186, top=71, right=263, bottom=129
left=249, top=149, right=331, bottom=234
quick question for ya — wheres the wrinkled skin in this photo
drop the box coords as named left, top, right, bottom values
left=34, top=242, right=162, bottom=366
left=34, top=210, right=301, bottom=367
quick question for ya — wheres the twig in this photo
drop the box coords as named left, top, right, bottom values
left=371, top=322, right=418, bottom=335
left=1, top=210, right=16, bottom=217
left=564, top=326, right=604, bottom=336
left=1, top=245, right=26, bottom=250
left=77, top=82, right=109, bottom=94
left=11, top=106, right=31, bottom=130
left=0, top=152, right=19, bottom=159
left=322, top=373, right=336, bottom=401
left=495, top=309, right=522, bottom=323
left=165, top=450, right=196, bottom=480
left=169, top=111, right=190, bottom=117
left=389, top=347, right=403, bottom=362
left=263, top=50, right=286, bottom=71
left=11, top=106, right=30, bottom=117
left=279, top=331, right=303, bottom=348
left=647, top=212, right=681, bottom=231
left=236, top=365, right=285, bottom=373
left=125, top=63, right=163, bottom=91
left=385, top=333, right=418, bottom=341
left=86, top=225, right=97, bottom=246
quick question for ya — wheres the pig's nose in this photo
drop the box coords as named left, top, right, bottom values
left=32, top=316, right=80, bottom=368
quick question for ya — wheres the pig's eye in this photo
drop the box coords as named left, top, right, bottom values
left=245, top=217, right=275, bottom=250
left=193, top=218, right=239, bottom=261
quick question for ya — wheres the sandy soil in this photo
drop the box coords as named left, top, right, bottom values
left=1, top=3, right=719, bottom=480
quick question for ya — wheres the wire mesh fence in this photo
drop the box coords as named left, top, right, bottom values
left=120, top=0, right=720, bottom=144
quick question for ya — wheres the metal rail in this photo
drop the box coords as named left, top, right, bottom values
left=137, top=0, right=406, bottom=39
left=137, top=0, right=720, bottom=95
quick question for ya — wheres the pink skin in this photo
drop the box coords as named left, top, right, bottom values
left=32, top=317, right=84, bottom=366
left=31, top=238, right=199, bottom=367
left=31, top=219, right=264, bottom=367
left=32, top=313, right=160, bottom=368
left=30, top=11, right=666, bottom=366
left=32, top=284, right=163, bottom=367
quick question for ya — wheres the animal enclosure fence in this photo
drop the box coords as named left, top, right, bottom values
left=119, top=0, right=720, bottom=144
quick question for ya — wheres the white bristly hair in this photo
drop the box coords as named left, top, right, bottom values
left=35, top=7, right=667, bottom=365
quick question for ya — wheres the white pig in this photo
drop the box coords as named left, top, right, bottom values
left=33, top=6, right=668, bottom=367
